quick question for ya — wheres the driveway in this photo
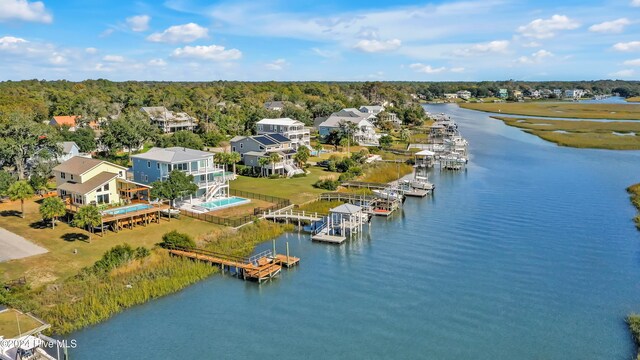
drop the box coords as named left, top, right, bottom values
left=0, top=227, right=48, bottom=263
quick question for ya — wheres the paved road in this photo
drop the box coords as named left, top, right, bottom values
left=0, top=227, right=48, bottom=263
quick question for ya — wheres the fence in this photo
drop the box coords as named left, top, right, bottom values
left=181, top=189, right=291, bottom=227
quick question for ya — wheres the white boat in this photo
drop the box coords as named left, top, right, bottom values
left=411, top=176, right=435, bottom=190
left=372, top=189, right=404, bottom=201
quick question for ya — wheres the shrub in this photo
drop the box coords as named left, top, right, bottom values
left=291, top=173, right=307, bottom=178
left=135, top=246, right=151, bottom=259
left=313, top=179, right=340, bottom=190
left=268, top=174, right=281, bottom=179
left=158, top=230, right=196, bottom=249
left=86, top=244, right=137, bottom=275
left=628, top=314, right=640, bottom=347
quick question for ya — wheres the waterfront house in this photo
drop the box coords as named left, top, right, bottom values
left=230, top=134, right=304, bottom=176
left=359, top=105, right=385, bottom=116
left=456, top=90, right=472, bottom=100
left=553, top=89, right=563, bottom=97
left=256, top=118, right=311, bottom=149
left=53, top=156, right=146, bottom=206
left=131, top=147, right=230, bottom=202
left=377, top=111, right=400, bottom=126
left=317, top=109, right=378, bottom=146
left=444, top=93, right=458, bottom=100
left=512, top=90, right=523, bottom=98
left=564, top=89, right=586, bottom=99
left=497, top=89, right=508, bottom=98
left=140, top=106, right=197, bottom=133
left=264, top=101, right=285, bottom=111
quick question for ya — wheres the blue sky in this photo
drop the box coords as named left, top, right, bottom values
left=0, top=0, right=639, bottom=81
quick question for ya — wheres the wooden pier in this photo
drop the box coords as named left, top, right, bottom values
left=167, top=246, right=299, bottom=283
left=340, top=181, right=388, bottom=190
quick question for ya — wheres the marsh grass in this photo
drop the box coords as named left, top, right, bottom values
left=461, top=102, right=640, bottom=120
left=493, top=116, right=640, bottom=150
left=627, top=183, right=640, bottom=230
left=359, top=162, right=413, bottom=183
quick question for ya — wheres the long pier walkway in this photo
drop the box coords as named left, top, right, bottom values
left=261, top=208, right=324, bottom=223
left=168, top=247, right=299, bottom=283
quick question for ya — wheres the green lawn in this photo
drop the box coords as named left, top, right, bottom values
left=460, top=102, right=640, bottom=120
left=231, top=167, right=340, bottom=205
left=0, top=198, right=221, bottom=285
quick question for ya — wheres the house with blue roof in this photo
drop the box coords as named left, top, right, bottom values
left=230, top=133, right=304, bottom=177
left=131, top=147, right=231, bottom=203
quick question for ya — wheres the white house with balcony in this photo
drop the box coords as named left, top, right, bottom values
left=317, top=109, right=378, bottom=146
left=256, top=118, right=310, bottom=149
left=230, top=133, right=304, bottom=177
left=131, top=147, right=231, bottom=203
left=140, top=106, right=198, bottom=133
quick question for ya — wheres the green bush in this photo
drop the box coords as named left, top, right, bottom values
left=84, top=244, right=139, bottom=276
left=291, top=173, right=307, bottom=178
left=158, top=230, right=196, bottom=249
left=135, top=246, right=151, bottom=259
left=313, top=179, right=340, bottom=190
left=268, top=174, right=281, bottom=179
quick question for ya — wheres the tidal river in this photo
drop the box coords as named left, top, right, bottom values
left=69, top=104, right=640, bottom=359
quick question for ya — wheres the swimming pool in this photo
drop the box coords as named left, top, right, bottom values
left=200, top=196, right=250, bottom=210
left=102, top=204, right=153, bottom=216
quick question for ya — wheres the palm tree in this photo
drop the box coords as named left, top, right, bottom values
left=258, top=157, right=270, bottom=177
left=214, top=152, right=229, bottom=171
left=294, top=146, right=310, bottom=168
left=338, top=120, right=359, bottom=156
left=268, top=152, right=281, bottom=177
left=228, top=152, right=241, bottom=175
left=73, top=205, right=102, bottom=243
left=8, top=181, right=34, bottom=218
left=400, top=128, right=411, bottom=143
left=313, top=143, right=323, bottom=156
left=39, top=197, right=67, bottom=229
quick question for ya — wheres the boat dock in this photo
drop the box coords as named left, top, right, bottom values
left=341, top=181, right=388, bottom=190
left=167, top=246, right=299, bottom=283
left=319, top=193, right=401, bottom=216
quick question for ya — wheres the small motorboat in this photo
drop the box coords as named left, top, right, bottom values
left=411, top=175, right=435, bottom=191
left=372, top=189, right=404, bottom=201
left=161, top=208, right=181, bottom=217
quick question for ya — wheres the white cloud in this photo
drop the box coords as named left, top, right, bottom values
left=454, top=40, right=509, bottom=56
left=311, top=47, right=339, bottom=59
left=103, top=55, right=125, bottom=62
left=126, top=15, right=150, bottom=32
left=522, top=41, right=541, bottom=48
left=623, top=58, right=640, bottom=66
left=589, top=18, right=630, bottom=33
left=613, top=41, right=640, bottom=52
left=265, top=58, right=288, bottom=70
left=94, top=63, right=112, bottom=72
left=0, top=36, right=28, bottom=50
left=517, top=15, right=579, bottom=39
left=353, top=38, right=401, bottom=53
left=450, top=67, right=465, bottom=73
left=610, top=69, right=635, bottom=78
left=409, top=63, right=446, bottom=74
left=100, top=28, right=114, bottom=38
left=632, top=0, right=640, bottom=7
left=85, top=47, right=98, bottom=54
left=0, top=0, right=52, bottom=23
left=517, top=49, right=554, bottom=64
left=172, top=44, right=242, bottom=61
left=49, top=53, right=66, bottom=65
left=147, top=23, right=208, bottom=43
left=148, top=58, right=167, bottom=66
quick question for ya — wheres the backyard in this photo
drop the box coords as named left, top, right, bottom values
left=0, top=198, right=220, bottom=285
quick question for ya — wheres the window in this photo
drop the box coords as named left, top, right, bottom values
left=70, top=174, right=74, bottom=180
left=144, top=175, right=148, bottom=182
left=240, top=143, right=243, bottom=149
left=119, top=171, right=123, bottom=177
left=103, top=183, right=109, bottom=191
left=147, top=161, right=151, bottom=168
left=61, top=172, right=66, bottom=179
left=232, top=146, right=236, bottom=152
left=97, top=194, right=110, bottom=204
left=60, top=190, right=66, bottom=196
left=157, top=163, right=160, bottom=169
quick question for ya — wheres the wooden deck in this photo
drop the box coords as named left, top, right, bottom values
left=66, top=203, right=171, bottom=233
left=168, top=247, right=299, bottom=283
left=311, top=233, right=347, bottom=244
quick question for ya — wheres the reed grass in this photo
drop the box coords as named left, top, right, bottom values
left=359, top=162, right=413, bottom=183
left=297, top=200, right=344, bottom=214
left=627, top=183, right=640, bottom=230
left=461, top=102, right=640, bottom=120
left=628, top=314, right=640, bottom=359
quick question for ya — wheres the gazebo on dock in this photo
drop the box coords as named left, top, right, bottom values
left=414, top=149, right=435, bottom=168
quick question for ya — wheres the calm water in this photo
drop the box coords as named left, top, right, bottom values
left=68, top=104, right=640, bottom=359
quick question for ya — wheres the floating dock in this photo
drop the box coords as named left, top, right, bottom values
left=168, top=247, right=299, bottom=283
